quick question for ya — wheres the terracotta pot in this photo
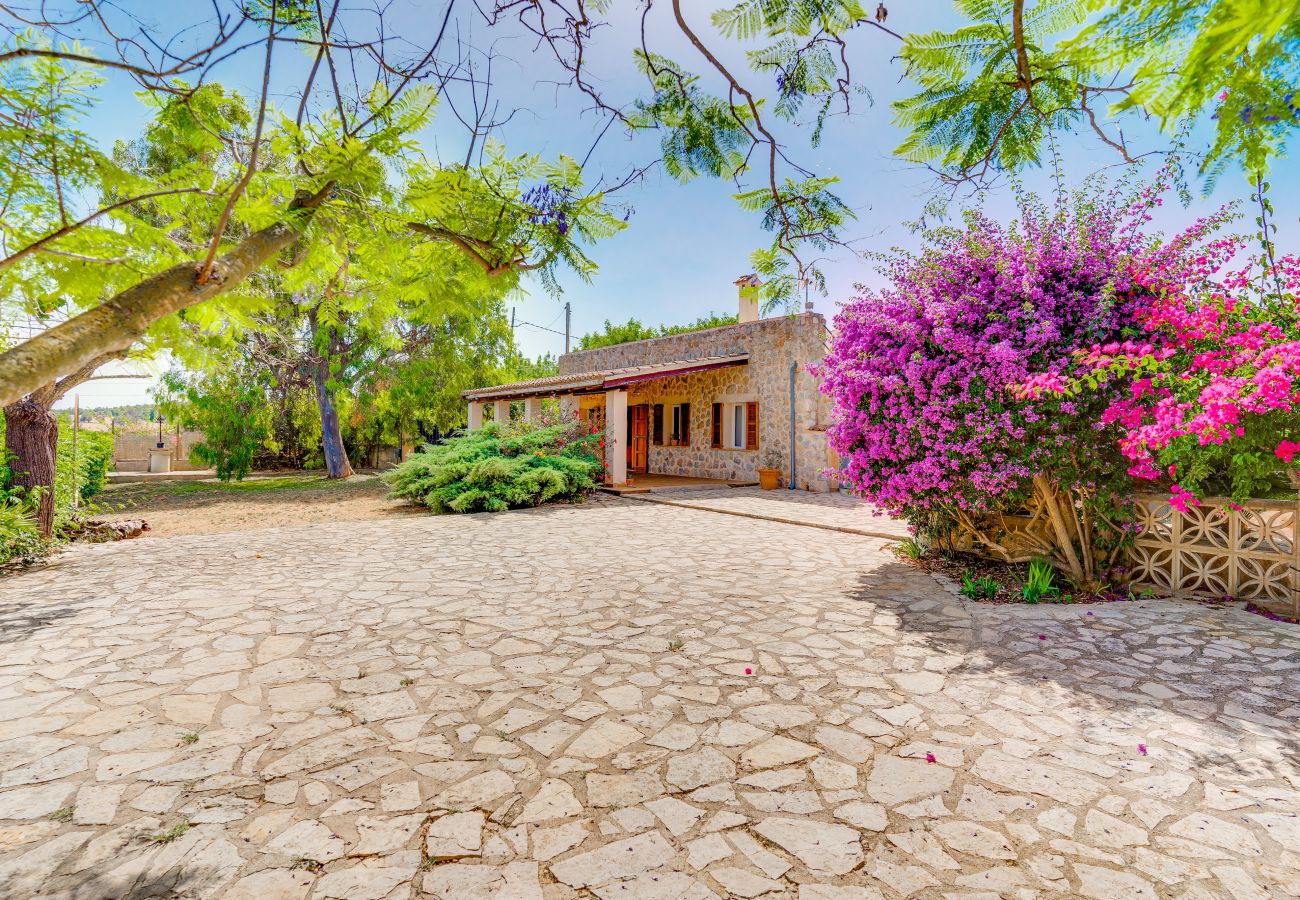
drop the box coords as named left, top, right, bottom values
left=758, top=467, right=782, bottom=490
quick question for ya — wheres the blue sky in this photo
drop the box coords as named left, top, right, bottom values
left=54, top=1, right=1298, bottom=408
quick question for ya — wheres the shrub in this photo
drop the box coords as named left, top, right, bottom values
left=1054, top=250, right=1300, bottom=506
left=817, top=173, right=1228, bottom=585
left=0, top=494, right=46, bottom=567
left=56, top=423, right=113, bottom=507
left=384, top=419, right=603, bottom=513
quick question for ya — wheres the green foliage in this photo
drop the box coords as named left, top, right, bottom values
left=577, top=312, right=738, bottom=350
left=0, top=494, right=45, bottom=567
left=1073, top=0, right=1300, bottom=185
left=893, top=0, right=1089, bottom=180
left=895, top=0, right=1300, bottom=186
left=384, top=420, right=603, bottom=514
left=55, top=423, right=113, bottom=511
left=960, top=570, right=1000, bottom=601
left=894, top=536, right=926, bottom=560
left=157, top=368, right=274, bottom=481
left=1021, top=559, right=1059, bottom=604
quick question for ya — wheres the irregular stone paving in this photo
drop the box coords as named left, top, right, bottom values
left=630, top=487, right=911, bottom=540
left=0, top=498, right=1298, bottom=899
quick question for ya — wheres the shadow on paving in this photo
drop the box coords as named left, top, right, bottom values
left=0, top=595, right=87, bottom=647
left=851, top=561, right=1300, bottom=783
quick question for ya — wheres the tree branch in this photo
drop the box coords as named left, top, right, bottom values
left=0, top=185, right=332, bottom=408
left=0, top=187, right=212, bottom=275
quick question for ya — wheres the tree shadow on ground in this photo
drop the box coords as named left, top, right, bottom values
left=0, top=596, right=85, bottom=647
left=849, top=560, right=1300, bottom=784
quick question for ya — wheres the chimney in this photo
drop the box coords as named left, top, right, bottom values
left=735, top=274, right=761, bottom=323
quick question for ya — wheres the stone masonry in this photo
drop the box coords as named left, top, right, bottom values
left=560, top=313, right=834, bottom=489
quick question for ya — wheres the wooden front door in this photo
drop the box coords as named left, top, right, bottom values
left=628, top=404, right=649, bottom=474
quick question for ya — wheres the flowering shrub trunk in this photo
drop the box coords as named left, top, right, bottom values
left=819, top=178, right=1223, bottom=586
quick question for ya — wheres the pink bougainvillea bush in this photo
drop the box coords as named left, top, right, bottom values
left=1061, top=249, right=1300, bottom=508
left=817, top=179, right=1228, bottom=582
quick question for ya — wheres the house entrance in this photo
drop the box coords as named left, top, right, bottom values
left=627, top=404, right=649, bottom=474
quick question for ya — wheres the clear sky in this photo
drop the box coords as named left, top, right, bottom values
left=52, top=1, right=1299, bottom=409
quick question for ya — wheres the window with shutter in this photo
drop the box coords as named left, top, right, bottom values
left=711, top=403, right=722, bottom=448
left=652, top=404, right=664, bottom=446
left=745, top=402, right=759, bottom=450
left=680, top=403, right=691, bottom=445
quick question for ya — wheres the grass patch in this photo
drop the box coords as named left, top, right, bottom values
left=150, top=822, right=190, bottom=843
left=49, top=806, right=73, bottom=822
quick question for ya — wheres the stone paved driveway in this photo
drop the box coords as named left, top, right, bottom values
left=0, top=497, right=1298, bottom=899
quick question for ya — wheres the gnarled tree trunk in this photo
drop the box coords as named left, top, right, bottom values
left=311, top=357, right=353, bottom=479
left=3, top=398, right=58, bottom=538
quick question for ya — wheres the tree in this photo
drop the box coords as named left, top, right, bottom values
left=577, top=312, right=739, bottom=350
left=0, top=1, right=472, bottom=406
left=893, top=0, right=1300, bottom=187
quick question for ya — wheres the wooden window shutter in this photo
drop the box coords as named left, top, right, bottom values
left=745, top=402, right=759, bottom=450
left=711, top=403, right=722, bottom=448
left=652, top=404, right=664, bottom=446
left=680, top=403, right=691, bottom=445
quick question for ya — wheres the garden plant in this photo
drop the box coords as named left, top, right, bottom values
left=384, top=418, right=604, bottom=514
left=817, top=168, right=1239, bottom=588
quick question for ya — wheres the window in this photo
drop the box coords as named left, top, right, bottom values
left=712, top=401, right=758, bottom=450
left=671, top=402, right=691, bottom=445
left=654, top=403, right=690, bottom=446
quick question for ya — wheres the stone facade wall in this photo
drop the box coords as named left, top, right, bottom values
left=560, top=314, right=835, bottom=490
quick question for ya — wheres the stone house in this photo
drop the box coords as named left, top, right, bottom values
left=463, top=277, right=835, bottom=490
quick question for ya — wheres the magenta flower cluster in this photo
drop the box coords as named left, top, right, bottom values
left=816, top=193, right=1160, bottom=515
left=1074, top=246, right=1300, bottom=507
left=819, top=167, right=1300, bottom=522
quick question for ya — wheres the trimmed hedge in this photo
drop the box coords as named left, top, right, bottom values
left=384, top=420, right=603, bottom=513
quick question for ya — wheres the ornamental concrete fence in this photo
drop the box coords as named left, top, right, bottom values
left=1127, top=493, right=1300, bottom=617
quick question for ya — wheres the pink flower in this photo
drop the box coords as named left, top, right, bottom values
left=744, top=667, right=753, bottom=675
left=1276, top=440, right=1300, bottom=464
left=925, top=752, right=937, bottom=764
left=1137, top=743, right=1148, bottom=756
left=1038, top=634, right=1046, bottom=640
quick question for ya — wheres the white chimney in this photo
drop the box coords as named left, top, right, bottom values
left=735, top=274, right=761, bottom=323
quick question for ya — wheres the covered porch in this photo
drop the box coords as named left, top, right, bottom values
left=597, top=473, right=757, bottom=494
left=462, top=354, right=749, bottom=487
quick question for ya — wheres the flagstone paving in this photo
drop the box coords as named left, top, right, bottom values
left=0, top=496, right=1298, bottom=899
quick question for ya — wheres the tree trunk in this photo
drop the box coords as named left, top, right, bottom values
left=0, top=184, right=332, bottom=408
left=311, top=357, right=353, bottom=479
left=3, top=399, right=58, bottom=538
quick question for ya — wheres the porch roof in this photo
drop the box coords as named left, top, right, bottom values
left=463, top=353, right=749, bottom=402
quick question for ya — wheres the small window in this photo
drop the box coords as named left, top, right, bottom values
left=652, top=404, right=664, bottom=446
left=667, top=402, right=691, bottom=445
left=712, top=401, right=758, bottom=450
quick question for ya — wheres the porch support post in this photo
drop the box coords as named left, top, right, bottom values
left=467, top=401, right=484, bottom=430
left=493, top=399, right=511, bottom=424
left=606, top=389, right=628, bottom=486
left=524, top=397, right=543, bottom=423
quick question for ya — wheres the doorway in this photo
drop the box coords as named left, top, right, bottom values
left=627, top=404, right=649, bottom=474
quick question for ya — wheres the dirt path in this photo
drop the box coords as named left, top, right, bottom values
left=98, top=472, right=427, bottom=537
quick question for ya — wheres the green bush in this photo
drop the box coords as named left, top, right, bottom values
left=56, top=423, right=113, bottom=505
left=384, top=420, right=603, bottom=513
left=0, top=495, right=46, bottom=567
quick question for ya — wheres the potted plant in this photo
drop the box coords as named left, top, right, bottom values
left=757, top=448, right=783, bottom=490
